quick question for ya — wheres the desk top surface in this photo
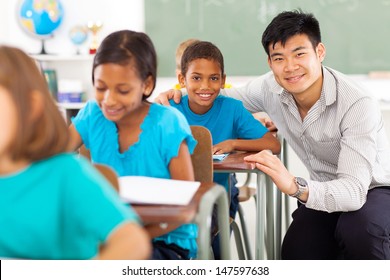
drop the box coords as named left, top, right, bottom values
left=213, top=151, right=257, bottom=172
left=132, top=181, right=214, bottom=224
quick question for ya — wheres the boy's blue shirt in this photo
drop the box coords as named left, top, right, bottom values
left=170, top=94, right=268, bottom=190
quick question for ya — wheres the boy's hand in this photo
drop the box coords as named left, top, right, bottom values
left=154, top=89, right=183, bottom=105
left=212, top=140, right=234, bottom=154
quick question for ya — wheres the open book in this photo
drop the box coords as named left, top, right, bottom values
left=119, top=176, right=200, bottom=205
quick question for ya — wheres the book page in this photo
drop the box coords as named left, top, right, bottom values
left=119, top=176, right=200, bottom=205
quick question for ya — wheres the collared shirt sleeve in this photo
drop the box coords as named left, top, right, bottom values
left=306, top=97, right=380, bottom=212
left=222, top=75, right=269, bottom=113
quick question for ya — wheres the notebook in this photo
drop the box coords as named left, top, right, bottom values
left=119, top=176, right=200, bottom=205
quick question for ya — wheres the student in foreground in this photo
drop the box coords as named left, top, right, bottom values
left=170, top=40, right=280, bottom=259
left=155, top=10, right=390, bottom=259
left=68, top=30, right=198, bottom=260
left=0, top=45, right=150, bottom=260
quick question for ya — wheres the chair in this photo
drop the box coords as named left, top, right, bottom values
left=190, top=126, right=213, bottom=183
left=190, top=125, right=246, bottom=259
left=93, top=163, right=120, bottom=192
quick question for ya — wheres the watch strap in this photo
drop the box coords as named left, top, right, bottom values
left=289, top=177, right=307, bottom=199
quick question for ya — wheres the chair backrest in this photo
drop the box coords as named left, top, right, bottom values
left=190, top=125, right=213, bottom=183
left=93, top=163, right=120, bottom=193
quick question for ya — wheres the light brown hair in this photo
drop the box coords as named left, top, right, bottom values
left=0, top=45, right=69, bottom=161
left=175, top=38, right=200, bottom=71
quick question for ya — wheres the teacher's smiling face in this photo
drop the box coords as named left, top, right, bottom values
left=267, top=33, right=325, bottom=100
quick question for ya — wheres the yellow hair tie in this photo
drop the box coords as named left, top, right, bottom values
left=224, top=83, right=232, bottom=88
left=173, top=83, right=182, bottom=90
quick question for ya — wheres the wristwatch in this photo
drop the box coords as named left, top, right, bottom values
left=289, top=177, right=308, bottom=199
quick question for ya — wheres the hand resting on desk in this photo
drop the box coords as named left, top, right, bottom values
left=244, top=150, right=297, bottom=197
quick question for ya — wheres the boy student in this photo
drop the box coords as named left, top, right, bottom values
left=169, top=40, right=281, bottom=259
left=156, top=10, right=390, bottom=259
left=174, top=39, right=233, bottom=90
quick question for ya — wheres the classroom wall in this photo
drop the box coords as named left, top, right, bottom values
left=0, top=1, right=9, bottom=42
left=0, top=0, right=145, bottom=54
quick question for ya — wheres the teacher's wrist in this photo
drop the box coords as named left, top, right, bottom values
left=288, top=177, right=309, bottom=203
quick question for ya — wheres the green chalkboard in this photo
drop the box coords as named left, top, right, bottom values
left=145, top=0, right=390, bottom=77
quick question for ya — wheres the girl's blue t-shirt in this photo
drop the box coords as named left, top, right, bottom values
left=0, top=153, right=139, bottom=259
left=170, top=95, right=268, bottom=190
left=72, top=100, right=198, bottom=258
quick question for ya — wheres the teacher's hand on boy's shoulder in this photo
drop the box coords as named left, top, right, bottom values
left=154, top=89, right=183, bottom=105
left=264, top=120, right=277, bottom=134
left=252, top=112, right=278, bottom=134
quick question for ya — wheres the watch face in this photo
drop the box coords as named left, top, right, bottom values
left=296, top=177, right=307, bottom=187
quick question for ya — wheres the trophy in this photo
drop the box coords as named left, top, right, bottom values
left=87, top=21, right=103, bottom=54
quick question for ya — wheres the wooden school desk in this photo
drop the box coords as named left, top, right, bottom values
left=131, top=182, right=231, bottom=260
left=214, top=151, right=282, bottom=260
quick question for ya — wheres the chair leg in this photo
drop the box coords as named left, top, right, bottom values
left=230, top=219, right=246, bottom=260
left=209, top=247, right=215, bottom=260
left=237, top=203, right=253, bottom=260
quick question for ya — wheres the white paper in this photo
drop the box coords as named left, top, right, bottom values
left=118, top=176, right=200, bottom=205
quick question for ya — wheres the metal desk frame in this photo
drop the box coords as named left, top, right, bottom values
left=132, top=182, right=231, bottom=260
left=214, top=152, right=282, bottom=259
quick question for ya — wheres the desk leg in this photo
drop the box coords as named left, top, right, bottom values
left=195, top=184, right=230, bottom=260
left=255, top=173, right=266, bottom=259
left=255, top=171, right=281, bottom=260
left=282, top=138, right=292, bottom=231
left=275, top=188, right=282, bottom=260
left=265, top=174, right=275, bottom=259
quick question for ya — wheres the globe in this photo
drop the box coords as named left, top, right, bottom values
left=18, top=0, right=64, bottom=54
left=69, top=25, right=88, bottom=54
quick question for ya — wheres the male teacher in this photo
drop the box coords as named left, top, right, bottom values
left=155, top=10, right=390, bottom=259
